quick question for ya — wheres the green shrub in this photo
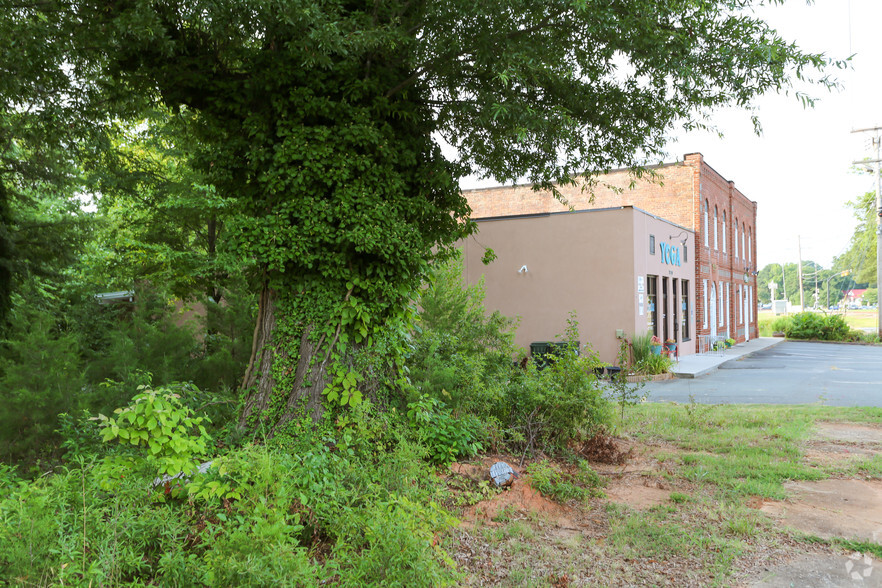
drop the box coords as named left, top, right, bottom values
left=758, top=317, right=776, bottom=337
left=528, top=458, right=605, bottom=502
left=1, top=402, right=461, bottom=586
left=83, top=290, right=201, bottom=393
left=95, top=382, right=213, bottom=480
left=408, top=260, right=611, bottom=458
left=769, top=315, right=792, bottom=334
left=784, top=312, right=853, bottom=341
left=0, top=311, right=86, bottom=464
left=408, top=254, right=517, bottom=416
left=0, top=460, right=196, bottom=585
left=630, top=333, right=653, bottom=364
left=637, top=352, right=673, bottom=375
left=406, top=395, right=484, bottom=466
left=506, top=317, right=611, bottom=454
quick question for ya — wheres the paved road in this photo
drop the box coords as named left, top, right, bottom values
left=644, top=341, right=882, bottom=406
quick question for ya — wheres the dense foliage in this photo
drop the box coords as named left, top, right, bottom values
left=1, top=0, right=843, bottom=433
left=835, top=191, right=878, bottom=286
left=0, top=0, right=850, bottom=583
left=766, top=311, right=874, bottom=342
left=0, top=288, right=253, bottom=465
left=0, top=255, right=614, bottom=585
left=411, top=260, right=611, bottom=455
left=0, top=402, right=458, bottom=586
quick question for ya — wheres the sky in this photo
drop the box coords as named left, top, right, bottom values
left=460, top=0, right=882, bottom=273
left=665, top=0, right=882, bottom=272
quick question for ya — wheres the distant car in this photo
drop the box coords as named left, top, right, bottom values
left=760, top=303, right=771, bottom=310
left=829, top=305, right=840, bottom=310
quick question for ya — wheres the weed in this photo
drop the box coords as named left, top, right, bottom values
left=444, top=476, right=499, bottom=507
left=491, top=504, right=518, bottom=523
left=683, top=394, right=715, bottom=429
left=669, top=492, right=690, bottom=504
left=607, top=337, right=647, bottom=420
left=528, top=459, right=605, bottom=503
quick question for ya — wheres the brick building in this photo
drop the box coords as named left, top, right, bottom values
left=463, top=153, right=758, bottom=353
left=461, top=206, right=696, bottom=364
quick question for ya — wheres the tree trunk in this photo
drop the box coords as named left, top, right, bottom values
left=238, top=286, right=333, bottom=433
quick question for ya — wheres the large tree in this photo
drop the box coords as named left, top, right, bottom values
left=4, top=0, right=839, bottom=433
left=835, top=191, right=877, bottom=286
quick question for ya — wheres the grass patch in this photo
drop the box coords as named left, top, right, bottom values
left=527, top=459, right=606, bottom=503
left=606, top=503, right=747, bottom=583
left=669, top=491, right=690, bottom=504
left=820, top=453, right=882, bottom=479
left=452, top=403, right=882, bottom=585
left=616, top=403, right=882, bottom=499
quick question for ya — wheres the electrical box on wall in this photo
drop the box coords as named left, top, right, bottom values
left=615, top=329, right=624, bottom=338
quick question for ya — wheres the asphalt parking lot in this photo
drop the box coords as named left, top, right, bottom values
left=644, top=341, right=882, bottom=406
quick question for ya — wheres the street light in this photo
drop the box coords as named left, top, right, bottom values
left=826, top=270, right=852, bottom=309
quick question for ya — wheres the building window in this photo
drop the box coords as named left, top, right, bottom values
left=748, top=228, right=752, bottom=262
left=703, top=201, right=709, bottom=247
left=718, top=280, right=724, bottom=326
left=714, top=206, right=718, bottom=250
left=742, top=224, right=746, bottom=262
left=649, top=234, right=655, bottom=255
left=722, top=211, right=727, bottom=253
left=681, top=280, right=690, bottom=340
left=647, top=275, right=658, bottom=337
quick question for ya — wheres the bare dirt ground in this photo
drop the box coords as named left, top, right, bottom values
left=761, top=421, right=882, bottom=542
left=445, top=421, right=882, bottom=587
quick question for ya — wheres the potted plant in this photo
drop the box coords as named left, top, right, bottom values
left=725, top=338, right=736, bottom=348
left=650, top=335, right=663, bottom=356
left=664, top=338, right=677, bottom=353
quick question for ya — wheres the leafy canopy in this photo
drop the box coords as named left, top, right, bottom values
left=0, top=0, right=844, bottom=424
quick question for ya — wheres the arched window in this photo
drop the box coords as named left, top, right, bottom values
left=713, top=206, right=718, bottom=250
left=722, top=211, right=727, bottom=253
left=748, top=227, right=752, bottom=262
left=703, top=201, right=709, bottom=247
left=741, top=223, right=746, bottom=261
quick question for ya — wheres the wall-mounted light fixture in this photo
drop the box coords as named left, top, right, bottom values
left=518, top=265, right=528, bottom=274
left=668, top=230, right=689, bottom=244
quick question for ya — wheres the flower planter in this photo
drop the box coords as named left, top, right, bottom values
left=664, top=342, right=677, bottom=353
left=606, top=366, right=622, bottom=379
left=650, top=344, right=662, bottom=356
left=593, top=367, right=605, bottom=378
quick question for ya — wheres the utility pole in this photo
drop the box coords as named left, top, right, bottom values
left=797, top=236, right=805, bottom=311
left=814, top=268, right=818, bottom=310
left=827, top=269, right=852, bottom=309
left=852, top=126, right=882, bottom=339
left=780, top=262, right=788, bottom=312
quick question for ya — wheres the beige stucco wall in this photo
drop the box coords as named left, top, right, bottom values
left=631, top=211, right=697, bottom=355
left=461, top=207, right=695, bottom=365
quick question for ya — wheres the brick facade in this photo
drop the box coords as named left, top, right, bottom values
left=464, top=153, right=759, bottom=347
